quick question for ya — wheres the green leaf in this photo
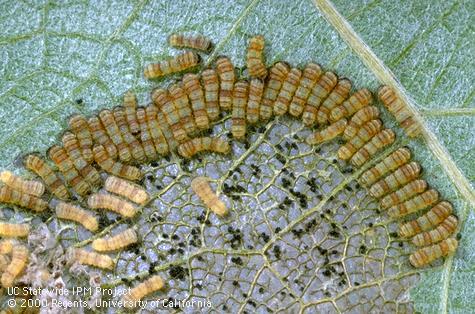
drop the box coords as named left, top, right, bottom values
left=0, top=0, right=473, bottom=312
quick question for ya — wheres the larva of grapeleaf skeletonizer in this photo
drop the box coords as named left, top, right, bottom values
left=104, top=176, right=149, bottom=205
left=72, top=248, right=114, bottom=270
left=1, top=244, right=28, bottom=287
left=260, top=62, right=290, bottom=120
left=87, top=116, right=118, bottom=160
left=246, top=35, right=267, bottom=79
left=98, top=109, right=132, bottom=163
left=337, top=119, right=382, bottom=161
left=88, top=193, right=138, bottom=218
left=412, top=215, right=458, bottom=247
left=182, top=73, right=209, bottom=131
left=177, top=137, right=230, bottom=159
left=0, top=170, right=44, bottom=197
left=0, top=239, right=14, bottom=254
left=135, top=107, right=158, bottom=160
left=92, top=228, right=138, bottom=252
left=55, top=201, right=99, bottom=232
left=201, top=69, right=220, bottom=121
left=343, top=106, right=380, bottom=141
left=0, top=255, right=9, bottom=272
left=48, top=145, right=91, bottom=196
left=369, top=161, right=421, bottom=199
left=302, top=71, right=338, bottom=126
left=246, top=78, right=264, bottom=124
left=152, top=88, right=189, bottom=143
left=274, top=68, right=302, bottom=116
left=143, top=51, right=200, bottom=79
left=168, top=33, right=212, bottom=52
left=350, top=129, right=396, bottom=167
left=359, top=147, right=411, bottom=187
left=409, top=238, right=457, bottom=268
left=381, top=179, right=427, bottom=210
left=93, top=145, right=143, bottom=181
left=62, top=132, right=102, bottom=187
left=216, top=56, right=235, bottom=111
left=306, top=119, right=347, bottom=145
left=378, top=86, right=421, bottom=138
left=329, top=88, right=373, bottom=122
left=315, top=78, right=352, bottom=125
left=145, top=105, right=170, bottom=156
left=0, top=222, right=30, bottom=238
left=68, top=114, right=94, bottom=163
left=191, top=177, right=228, bottom=217
left=0, top=183, right=48, bottom=212
left=23, top=154, right=70, bottom=200
left=289, top=63, right=322, bottom=118
left=123, top=275, right=164, bottom=308
left=388, top=189, right=439, bottom=218
left=169, top=83, right=197, bottom=137
left=123, top=91, right=140, bottom=135
left=232, top=80, right=249, bottom=140
left=399, top=201, right=453, bottom=238
left=113, top=107, right=146, bottom=163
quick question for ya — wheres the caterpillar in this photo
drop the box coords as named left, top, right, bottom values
left=369, top=161, right=421, bottom=199
left=23, top=154, right=70, bottom=200
left=201, top=69, right=221, bottom=121
left=113, top=107, right=147, bottom=163
left=0, top=170, right=45, bottom=197
left=337, top=119, right=382, bottom=160
left=302, top=71, right=338, bottom=126
left=1, top=244, right=28, bottom=287
left=72, top=248, right=114, bottom=270
left=359, top=147, right=411, bottom=187
left=87, top=193, right=138, bottom=218
left=350, top=129, right=396, bottom=167
left=409, top=238, right=457, bottom=268
left=87, top=116, right=119, bottom=160
left=329, top=88, right=373, bottom=122
left=55, top=201, right=99, bottom=232
left=399, top=201, right=453, bottom=238
left=261, top=62, right=290, bottom=120
left=68, top=114, right=94, bottom=163
left=232, top=80, right=249, bottom=140
left=145, top=105, right=170, bottom=156
left=274, top=68, right=302, bottom=116
left=0, top=254, right=9, bottom=272
left=143, top=51, right=200, bottom=79
left=48, top=145, right=92, bottom=196
left=98, top=109, right=132, bottom=163
left=169, top=83, right=197, bottom=137
left=155, top=107, right=178, bottom=152
left=216, top=56, right=235, bottom=110
left=135, top=107, right=159, bottom=160
left=92, top=144, right=143, bottom=181
left=387, top=189, right=439, bottom=218
left=0, top=222, right=30, bottom=237
left=152, top=88, right=189, bottom=143
left=412, top=215, right=458, bottom=247
left=0, top=185, right=48, bottom=212
left=306, top=119, right=347, bottom=145
left=381, top=179, right=428, bottom=210
left=177, top=137, right=230, bottom=159
left=191, top=177, right=228, bottom=217
left=123, top=90, right=140, bottom=134
left=123, top=275, right=164, bottom=308
left=0, top=239, right=14, bottom=254
left=104, top=176, right=150, bottom=205
left=378, top=86, right=421, bottom=138
left=315, top=78, right=352, bottom=125
left=246, top=35, right=267, bottom=79
left=91, top=228, right=138, bottom=252
left=343, top=106, right=380, bottom=141
left=182, top=73, right=209, bottom=131
left=289, top=63, right=322, bottom=118
left=246, top=78, right=264, bottom=124
left=168, top=33, right=212, bottom=52
left=61, top=132, right=102, bottom=186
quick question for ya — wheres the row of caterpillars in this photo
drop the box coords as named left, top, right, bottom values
left=0, top=32, right=458, bottom=308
